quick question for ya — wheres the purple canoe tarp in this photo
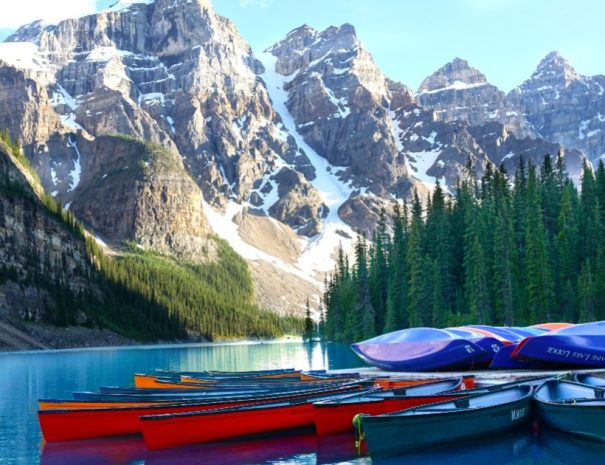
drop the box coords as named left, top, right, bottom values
left=351, top=328, right=487, bottom=372
left=513, top=321, right=605, bottom=368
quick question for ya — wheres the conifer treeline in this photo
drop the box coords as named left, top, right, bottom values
left=1, top=131, right=302, bottom=341
left=323, top=155, right=605, bottom=342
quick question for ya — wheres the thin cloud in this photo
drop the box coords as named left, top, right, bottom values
left=0, top=0, right=97, bottom=29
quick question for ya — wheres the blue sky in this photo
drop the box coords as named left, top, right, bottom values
left=2, top=0, right=604, bottom=92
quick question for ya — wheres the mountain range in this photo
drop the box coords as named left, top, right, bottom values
left=0, top=0, right=603, bottom=343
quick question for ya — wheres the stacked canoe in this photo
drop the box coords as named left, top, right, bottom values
left=352, top=322, right=605, bottom=371
left=360, top=375, right=605, bottom=459
left=38, top=367, right=481, bottom=448
left=38, top=366, right=605, bottom=458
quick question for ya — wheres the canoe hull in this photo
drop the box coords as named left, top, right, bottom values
left=351, top=339, right=483, bottom=372
left=141, top=402, right=316, bottom=449
left=536, top=401, right=605, bottom=441
left=513, top=335, right=605, bottom=367
left=513, top=322, right=605, bottom=367
left=489, top=344, right=546, bottom=370
left=39, top=384, right=361, bottom=442
left=314, top=394, right=457, bottom=436
left=362, top=393, right=531, bottom=458
left=38, top=399, right=255, bottom=442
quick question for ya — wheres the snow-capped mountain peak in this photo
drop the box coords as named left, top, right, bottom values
left=532, top=50, right=582, bottom=86
left=417, top=57, right=488, bottom=94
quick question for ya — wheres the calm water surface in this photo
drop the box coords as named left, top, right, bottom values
left=0, top=341, right=603, bottom=465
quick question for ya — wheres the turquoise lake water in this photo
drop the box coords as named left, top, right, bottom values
left=0, top=340, right=603, bottom=465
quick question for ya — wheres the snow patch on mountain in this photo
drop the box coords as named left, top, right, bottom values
left=259, top=51, right=356, bottom=273
left=103, top=0, right=154, bottom=13
left=202, top=201, right=322, bottom=285
left=417, top=80, right=487, bottom=95
left=67, top=136, right=82, bottom=192
left=0, top=42, right=48, bottom=73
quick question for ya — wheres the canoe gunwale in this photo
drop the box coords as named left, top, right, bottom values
left=361, top=385, right=534, bottom=423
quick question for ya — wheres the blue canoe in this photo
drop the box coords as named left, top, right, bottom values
left=534, top=380, right=605, bottom=441
left=573, top=373, right=605, bottom=386
left=513, top=322, right=605, bottom=367
left=488, top=327, right=551, bottom=370
left=351, top=328, right=489, bottom=372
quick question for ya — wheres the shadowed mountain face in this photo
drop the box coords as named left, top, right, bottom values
left=0, top=0, right=600, bottom=315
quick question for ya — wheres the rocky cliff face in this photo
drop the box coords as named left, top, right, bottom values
left=71, top=135, right=211, bottom=260
left=508, top=51, right=605, bottom=162
left=0, top=0, right=601, bottom=316
left=2, top=0, right=324, bottom=239
left=417, top=58, right=536, bottom=138
left=264, top=23, right=418, bottom=198
left=0, top=140, right=91, bottom=322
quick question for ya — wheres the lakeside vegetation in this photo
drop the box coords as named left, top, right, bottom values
left=0, top=132, right=302, bottom=342
left=324, top=154, right=605, bottom=342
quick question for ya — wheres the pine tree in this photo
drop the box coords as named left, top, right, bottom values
left=369, top=209, right=389, bottom=332
left=578, top=261, right=595, bottom=322
left=354, top=235, right=376, bottom=339
left=384, top=202, right=408, bottom=332
left=525, top=164, right=555, bottom=323
left=492, top=174, right=516, bottom=325
left=303, top=298, right=314, bottom=341
left=463, top=201, right=491, bottom=323
left=406, top=192, right=428, bottom=327
left=556, top=183, right=580, bottom=319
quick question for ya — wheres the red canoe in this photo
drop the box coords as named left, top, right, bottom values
left=313, top=377, right=463, bottom=436
left=140, top=391, right=359, bottom=450
left=38, top=384, right=362, bottom=442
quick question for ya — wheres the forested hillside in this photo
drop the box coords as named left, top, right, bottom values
left=0, top=132, right=301, bottom=344
left=323, top=154, right=605, bottom=342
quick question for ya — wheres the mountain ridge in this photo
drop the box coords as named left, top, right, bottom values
left=0, top=0, right=602, bottom=338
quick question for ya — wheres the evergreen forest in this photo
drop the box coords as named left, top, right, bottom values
left=323, top=155, right=605, bottom=342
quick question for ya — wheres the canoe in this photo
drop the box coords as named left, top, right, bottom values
left=513, top=321, right=605, bottom=367
left=488, top=343, right=546, bottom=370
left=573, top=373, right=605, bottom=387
left=531, top=322, right=574, bottom=331
left=351, top=327, right=488, bottom=371
left=40, top=380, right=365, bottom=410
left=134, top=371, right=353, bottom=389
left=361, top=384, right=533, bottom=458
left=72, top=379, right=357, bottom=402
left=371, top=375, right=476, bottom=390
left=313, top=377, right=463, bottom=436
left=68, top=380, right=362, bottom=402
left=140, top=389, right=364, bottom=449
left=96, top=379, right=342, bottom=396
left=318, top=376, right=548, bottom=437
left=154, top=368, right=302, bottom=380
left=534, top=380, right=605, bottom=441
left=38, top=383, right=363, bottom=442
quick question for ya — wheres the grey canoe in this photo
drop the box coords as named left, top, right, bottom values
left=534, top=379, right=605, bottom=441
left=360, top=384, right=533, bottom=458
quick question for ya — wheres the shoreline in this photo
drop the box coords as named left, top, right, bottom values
left=0, top=315, right=303, bottom=353
left=0, top=333, right=304, bottom=355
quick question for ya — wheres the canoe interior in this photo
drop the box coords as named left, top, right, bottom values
left=388, top=385, right=533, bottom=416
left=574, top=373, right=605, bottom=386
left=316, top=378, right=461, bottom=405
left=534, top=380, right=605, bottom=402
